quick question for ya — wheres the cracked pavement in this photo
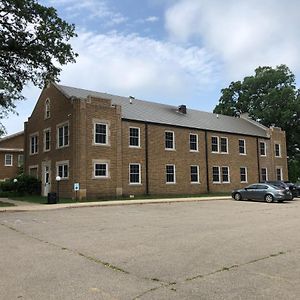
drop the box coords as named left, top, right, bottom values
left=1, top=199, right=300, bottom=299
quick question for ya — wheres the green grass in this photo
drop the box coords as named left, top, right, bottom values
left=0, top=201, right=15, bottom=207
left=12, top=192, right=230, bottom=205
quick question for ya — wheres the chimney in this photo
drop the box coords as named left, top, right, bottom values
left=178, top=105, right=187, bottom=114
left=129, top=96, right=135, bottom=104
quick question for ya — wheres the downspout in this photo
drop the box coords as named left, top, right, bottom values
left=256, top=138, right=260, bottom=182
left=205, top=131, right=210, bottom=193
left=145, top=123, right=149, bottom=195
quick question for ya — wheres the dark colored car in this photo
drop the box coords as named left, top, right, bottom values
left=284, top=181, right=300, bottom=197
left=264, top=181, right=298, bottom=198
left=232, top=183, right=293, bottom=203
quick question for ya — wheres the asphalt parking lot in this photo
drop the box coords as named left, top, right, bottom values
left=1, top=199, right=300, bottom=300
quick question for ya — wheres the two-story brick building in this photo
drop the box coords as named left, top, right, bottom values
left=24, top=83, right=288, bottom=199
left=0, top=131, right=24, bottom=181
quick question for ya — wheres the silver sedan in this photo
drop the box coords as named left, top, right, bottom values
left=232, top=183, right=293, bottom=203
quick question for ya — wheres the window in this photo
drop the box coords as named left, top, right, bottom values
left=129, top=164, right=141, bottom=184
left=261, top=168, right=268, bottom=181
left=166, top=164, right=176, bottom=183
left=240, top=167, right=247, bottom=183
left=45, top=98, right=50, bottom=119
left=4, top=154, right=13, bottom=166
left=221, top=166, right=230, bottom=183
left=57, top=123, right=69, bottom=148
left=211, top=136, right=219, bottom=152
left=239, top=139, right=246, bottom=154
left=44, top=129, right=51, bottom=151
left=275, top=144, right=281, bottom=157
left=165, top=131, right=175, bottom=150
left=276, top=168, right=283, bottom=180
left=94, top=123, right=108, bottom=145
left=129, top=127, right=140, bottom=147
left=18, top=155, right=24, bottom=167
left=29, top=165, right=38, bottom=178
left=190, top=165, right=200, bottom=183
left=189, top=134, right=198, bottom=151
left=30, top=134, right=38, bottom=154
left=94, top=163, right=108, bottom=178
left=56, top=161, right=69, bottom=179
left=212, top=166, right=220, bottom=183
left=260, top=142, right=266, bottom=156
left=220, top=137, right=228, bottom=153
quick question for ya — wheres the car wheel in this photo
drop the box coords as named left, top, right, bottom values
left=265, top=194, right=274, bottom=203
left=234, top=193, right=242, bottom=201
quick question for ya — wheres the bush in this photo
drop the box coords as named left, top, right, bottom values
left=0, top=175, right=41, bottom=196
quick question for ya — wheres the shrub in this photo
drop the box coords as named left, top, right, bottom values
left=0, top=175, right=41, bottom=195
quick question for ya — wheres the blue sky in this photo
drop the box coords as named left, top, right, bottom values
left=3, top=0, right=300, bottom=135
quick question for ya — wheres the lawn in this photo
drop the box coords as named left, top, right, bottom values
left=12, top=192, right=230, bottom=205
left=0, top=201, right=15, bottom=207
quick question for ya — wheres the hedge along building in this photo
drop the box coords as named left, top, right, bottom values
left=24, top=83, right=288, bottom=199
left=0, top=131, right=24, bottom=181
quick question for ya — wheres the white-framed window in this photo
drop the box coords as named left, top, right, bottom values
left=18, top=154, right=24, bottom=167
left=190, top=165, right=200, bottom=183
left=239, top=139, right=246, bottom=155
left=56, top=161, right=69, bottom=179
left=30, top=133, right=38, bottom=155
left=276, top=167, right=283, bottom=180
left=221, top=166, right=230, bottom=183
left=211, top=136, right=219, bottom=152
left=189, top=133, right=198, bottom=152
left=93, top=162, right=109, bottom=179
left=129, top=163, right=141, bottom=184
left=261, top=167, right=268, bottom=181
left=4, top=154, right=13, bottom=166
left=220, top=137, right=228, bottom=153
left=275, top=144, right=281, bottom=157
left=45, top=98, right=50, bottom=119
left=240, top=167, right=248, bottom=183
left=29, top=165, right=39, bottom=178
left=43, top=128, right=51, bottom=152
left=166, top=164, right=176, bottom=184
left=260, top=141, right=266, bottom=156
left=212, top=166, right=220, bottom=183
left=57, top=122, right=69, bottom=148
left=129, top=127, right=140, bottom=148
left=94, top=122, right=108, bottom=145
left=165, top=131, right=175, bottom=150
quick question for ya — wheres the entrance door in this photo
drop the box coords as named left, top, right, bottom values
left=43, top=163, right=51, bottom=196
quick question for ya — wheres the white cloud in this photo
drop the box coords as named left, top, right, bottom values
left=145, top=16, right=159, bottom=23
left=165, top=0, right=300, bottom=79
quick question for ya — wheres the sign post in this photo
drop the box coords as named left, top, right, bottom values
left=73, top=183, right=80, bottom=201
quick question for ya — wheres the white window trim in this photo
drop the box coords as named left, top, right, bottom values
left=129, top=163, right=142, bottom=185
left=18, top=154, right=24, bottom=167
left=29, top=132, right=39, bottom=155
left=29, top=165, right=39, bottom=178
left=43, top=128, right=51, bottom=152
left=166, top=164, right=176, bottom=184
left=93, top=159, right=110, bottom=179
left=211, top=136, right=219, bottom=153
left=4, top=154, right=13, bottom=166
left=239, top=139, right=247, bottom=155
left=189, top=133, right=199, bottom=152
left=276, top=167, right=283, bottom=181
left=56, top=160, right=69, bottom=180
left=221, top=166, right=230, bottom=183
left=220, top=137, right=229, bottom=154
left=56, top=121, right=69, bottom=149
left=212, top=166, right=221, bottom=184
left=129, top=127, right=141, bottom=148
left=275, top=143, right=281, bottom=158
left=240, top=167, right=248, bottom=183
left=93, top=119, right=110, bottom=146
left=190, top=165, right=200, bottom=184
left=260, top=141, right=267, bottom=157
left=261, top=167, right=268, bottom=181
left=44, top=98, right=51, bottom=119
left=165, top=130, right=175, bottom=151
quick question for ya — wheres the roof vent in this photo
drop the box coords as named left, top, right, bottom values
left=178, top=105, right=187, bottom=114
left=129, top=96, right=135, bottom=104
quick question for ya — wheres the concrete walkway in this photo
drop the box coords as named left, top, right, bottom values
left=0, top=196, right=231, bottom=213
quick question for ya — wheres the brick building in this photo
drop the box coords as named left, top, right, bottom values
left=24, top=83, right=288, bottom=199
left=0, top=131, right=24, bottom=181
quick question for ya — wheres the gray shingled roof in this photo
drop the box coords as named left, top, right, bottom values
left=56, top=84, right=268, bottom=138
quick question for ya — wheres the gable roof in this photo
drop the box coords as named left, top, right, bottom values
left=55, top=84, right=268, bottom=138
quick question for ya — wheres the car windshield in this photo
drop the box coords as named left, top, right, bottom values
left=269, top=184, right=282, bottom=190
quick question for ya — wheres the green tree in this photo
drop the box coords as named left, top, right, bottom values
left=214, top=65, right=300, bottom=181
left=0, top=0, right=78, bottom=135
